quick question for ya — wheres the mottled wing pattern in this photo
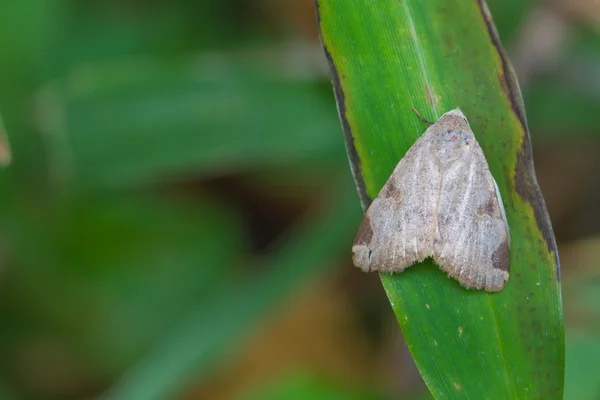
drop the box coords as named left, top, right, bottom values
left=351, top=108, right=510, bottom=292
left=352, top=129, right=441, bottom=272
left=433, top=142, right=509, bottom=292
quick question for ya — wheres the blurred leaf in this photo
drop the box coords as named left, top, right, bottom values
left=0, top=115, right=12, bottom=166
left=525, top=27, right=600, bottom=139
left=317, top=1, right=564, bottom=399
left=0, top=383, right=16, bottom=400
left=64, top=1, right=262, bottom=63
left=563, top=276, right=600, bottom=400
left=38, top=58, right=343, bottom=190
left=237, top=371, right=384, bottom=400
left=0, top=0, right=65, bottom=78
left=526, top=83, right=600, bottom=138
left=0, top=192, right=245, bottom=381
left=564, top=336, right=600, bottom=400
left=238, top=371, right=435, bottom=400
left=486, top=0, right=534, bottom=46
left=561, top=237, right=600, bottom=400
left=0, top=0, right=68, bottom=179
left=101, top=177, right=362, bottom=400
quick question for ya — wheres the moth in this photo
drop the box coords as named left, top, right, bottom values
left=352, top=109, right=510, bottom=292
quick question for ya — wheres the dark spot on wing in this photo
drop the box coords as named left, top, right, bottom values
left=478, top=198, right=496, bottom=216
left=491, top=239, right=509, bottom=272
left=380, top=179, right=399, bottom=199
left=354, top=215, right=373, bottom=246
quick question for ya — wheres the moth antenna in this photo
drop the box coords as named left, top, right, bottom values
left=411, top=106, right=434, bottom=127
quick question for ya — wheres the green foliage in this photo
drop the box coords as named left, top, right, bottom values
left=317, top=0, right=564, bottom=398
left=0, top=0, right=597, bottom=399
left=42, top=59, right=343, bottom=190
left=103, top=181, right=362, bottom=400
left=238, top=372, right=386, bottom=400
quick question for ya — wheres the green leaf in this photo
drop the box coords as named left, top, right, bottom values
left=561, top=245, right=600, bottom=400
left=317, top=1, right=564, bottom=399
left=102, top=178, right=362, bottom=400
left=237, top=371, right=434, bottom=400
left=564, top=336, right=600, bottom=400
left=237, top=371, right=383, bottom=400
left=524, top=27, right=600, bottom=139
left=0, top=194, right=244, bottom=378
left=39, top=58, right=343, bottom=190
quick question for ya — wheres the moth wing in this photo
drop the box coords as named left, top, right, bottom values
left=352, top=130, right=441, bottom=272
left=433, top=141, right=510, bottom=292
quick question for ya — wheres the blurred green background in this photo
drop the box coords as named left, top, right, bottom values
left=0, top=1, right=598, bottom=399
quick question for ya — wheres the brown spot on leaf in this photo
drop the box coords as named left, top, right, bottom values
left=514, top=134, right=560, bottom=278
left=444, top=34, right=455, bottom=50
left=497, top=71, right=509, bottom=99
left=491, top=239, right=509, bottom=272
left=477, top=0, right=560, bottom=279
left=354, top=215, right=373, bottom=246
left=425, top=85, right=434, bottom=107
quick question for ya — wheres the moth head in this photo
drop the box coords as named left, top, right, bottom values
left=442, top=108, right=466, bottom=119
left=434, top=129, right=474, bottom=165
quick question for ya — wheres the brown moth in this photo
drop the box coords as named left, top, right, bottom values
left=352, top=109, right=510, bottom=292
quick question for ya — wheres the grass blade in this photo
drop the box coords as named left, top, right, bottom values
left=317, top=1, right=564, bottom=398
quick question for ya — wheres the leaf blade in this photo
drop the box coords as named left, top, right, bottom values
left=317, top=1, right=564, bottom=398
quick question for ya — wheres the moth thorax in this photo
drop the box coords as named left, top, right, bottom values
left=434, top=130, right=473, bottom=165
